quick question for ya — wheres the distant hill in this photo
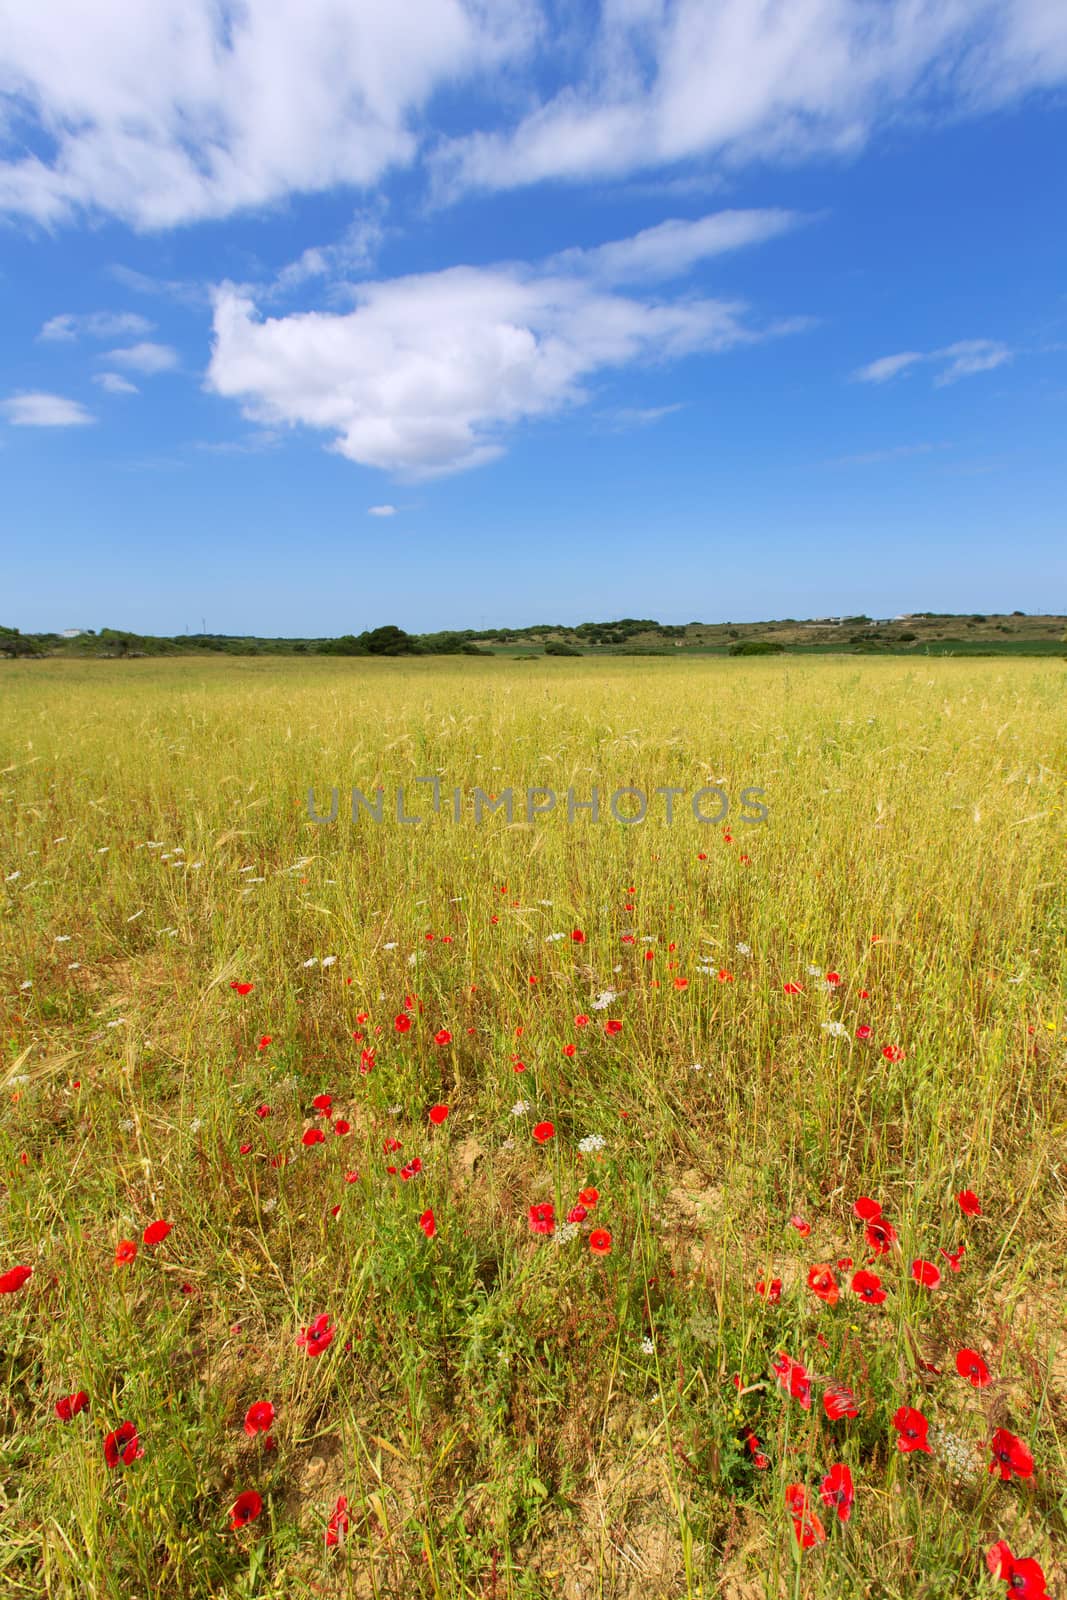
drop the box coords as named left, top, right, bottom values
left=4, top=613, right=1065, bottom=659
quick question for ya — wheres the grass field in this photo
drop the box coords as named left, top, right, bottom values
left=1, top=656, right=1064, bottom=1600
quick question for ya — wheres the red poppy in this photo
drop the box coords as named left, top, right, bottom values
left=114, top=1240, right=137, bottom=1265
left=383, top=1138, right=402, bottom=1153
left=142, top=1220, right=172, bottom=1245
left=742, top=1428, right=769, bottom=1470
left=419, top=1208, right=436, bottom=1239
left=296, top=1313, right=335, bottom=1356
left=892, top=1405, right=932, bottom=1454
left=312, top=1093, right=332, bottom=1113
left=772, top=1351, right=812, bottom=1410
left=989, top=1428, right=1034, bottom=1481
left=532, top=1121, right=555, bottom=1144
left=956, top=1348, right=991, bottom=1387
left=332, top=1118, right=350, bottom=1135
left=434, top=1029, right=452, bottom=1046
left=853, top=1196, right=883, bottom=1221
left=717, top=969, right=734, bottom=982
left=910, top=1258, right=941, bottom=1288
left=855, top=1025, right=872, bottom=1041
left=394, top=1014, right=411, bottom=1033
left=231, top=982, right=254, bottom=995
left=230, top=1490, right=263, bottom=1531
left=957, top=1189, right=982, bottom=1216
left=0, top=1264, right=32, bottom=1293
left=243, top=1400, right=275, bottom=1437
left=823, top=1383, right=858, bottom=1421
left=578, top=1187, right=599, bottom=1206
left=940, top=1243, right=966, bottom=1272
left=881, top=1045, right=905, bottom=1062
left=428, top=1104, right=450, bottom=1125
left=562, top=1043, right=576, bottom=1057
left=851, top=1268, right=887, bottom=1304
left=256, top=1035, right=272, bottom=1052
left=783, top=982, right=804, bottom=995
left=104, top=1421, right=144, bottom=1467
left=819, top=1463, right=854, bottom=1521
left=528, top=1202, right=555, bottom=1236
left=865, top=1217, right=897, bottom=1255
left=302, top=1127, right=326, bottom=1146
left=825, top=971, right=841, bottom=985
left=987, top=1541, right=1049, bottom=1599
left=325, top=1494, right=350, bottom=1548
left=255, top=1104, right=272, bottom=1118
left=604, top=1019, right=623, bottom=1035
left=571, top=930, right=585, bottom=943
left=55, top=1391, right=89, bottom=1420
left=807, top=1264, right=839, bottom=1305
left=756, top=1277, right=782, bottom=1303
left=790, top=1214, right=811, bottom=1237
left=589, top=1229, right=612, bottom=1255
left=574, top=1014, right=589, bottom=1027
left=239, top=1142, right=252, bottom=1154
left=673, top=977, right=689, bottom=989
left=785, top=1484, right=825, bottom=1548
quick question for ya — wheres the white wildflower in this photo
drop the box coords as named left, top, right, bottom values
left=67, top=962, right=80, bottom=970
left=736, top=942, right=751, bottom=956
left=383, top=942, right=397, bottom=950
left=578, top=1133, right=606, bottom=1154
left=545, top=932, right=564, bottom=942
left=302, top=957, right=319, bottom=968
left=690, top=1062, right=703, bottom=1072
left=54, top=935, right=71, bottom=943
left=19, top=980, right=32, bottom=989
left=119, top=1118, right=135, bottom=1131
left=511, top=1100, right=531, bottom=1116
left=321, top=955, right=337, bottom=968
left=641, top=1337, right=655, bottom=1354
left=591, top=989, right=618, bottom=1010
left=261, top=1197, right=277, bottom=1213
left=807, top=964, right=822, bottom=976
left=189, top=1118, right=203, bottom=1133
left=6, top=872, right=20, bottom=883
left=553, top=1222, right=579, bottom=1245
left=821, top=1021, right=848, bottom=1038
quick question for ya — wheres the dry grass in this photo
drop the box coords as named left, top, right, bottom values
left=0, top=654, right=1064, bottom=1599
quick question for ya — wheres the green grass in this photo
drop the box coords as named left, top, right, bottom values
left=1, top=656, right=1064, bottom=1599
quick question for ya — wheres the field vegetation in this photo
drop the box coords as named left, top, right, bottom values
left=1, top=656, right=1064, bottom=1599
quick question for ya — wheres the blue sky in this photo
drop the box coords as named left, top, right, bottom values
left=3, top=1, right=1066, bottom=635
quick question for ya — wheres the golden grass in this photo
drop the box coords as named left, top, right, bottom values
left=0, top=655, right=1064, bottom=1599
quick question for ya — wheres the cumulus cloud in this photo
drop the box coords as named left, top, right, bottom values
left=38, top=310, right=154, bottom=341
left=102, top=341, right=179, bottom=373
left=368, top=504, right=398, bottom=515
left=205, top=215, right=805, bottom=478
left=0, top=0, right=537, bottom=229
left=93, top=372, right=140, bottom=394
left=434, top=0, right=1067, bottom=197
left=1, top=391, right=95, bottom=426
left=853, top=340, right=1011, bottom=386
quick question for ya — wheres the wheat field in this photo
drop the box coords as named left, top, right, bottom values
left=1, top=655, right=1064, bottom=1600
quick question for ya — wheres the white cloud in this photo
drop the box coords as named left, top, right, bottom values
left=854, top=340, right=1012, bottom=386
left=93, top=372, right=140, bottom=394
left=933, top=339, right=1012, bottom=385
left=1, top=391, right=95, bottom=426
left=274, top=208, right=388, bottom=294
left=599, top=403, right=684, bottom=430
left=39, top=310, right=154, bottom=341
left=829, top=442, right=943, bottom=466
left=368, top=504, right=398, bottom=515
left=434, top=1, right=1067, bottom=197
left=853, top=352, right=925, bottom=384
left=103, top=341, right=179, bottom=373
left=0, top=0, right=538, bottom=229
left=551, top=209, right=802, bottom=284
left=205, top=222, right=805, bottom=478
left=3, top=3, right=1066, bottom=229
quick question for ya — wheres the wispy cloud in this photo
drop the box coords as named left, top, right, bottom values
left=39, top=310, right=155, bottom=342
left=853, top=341, right=1011, bottom=386
left=107, top=266, right=209, bottom=308
left=597, top=404, right=685, bottom=432
left=273, top=207, right=388, bottom=295
left=1, top=391, right=95, bottom=427
left=367, top=504, right=398, bottom=516
left=550, top=209, right=804, bottom=285
left=102, top=342, right=179, bottom=374
left=828, top=442, right=947, bottom=467
left=93, top=372, right=139, bottom=395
